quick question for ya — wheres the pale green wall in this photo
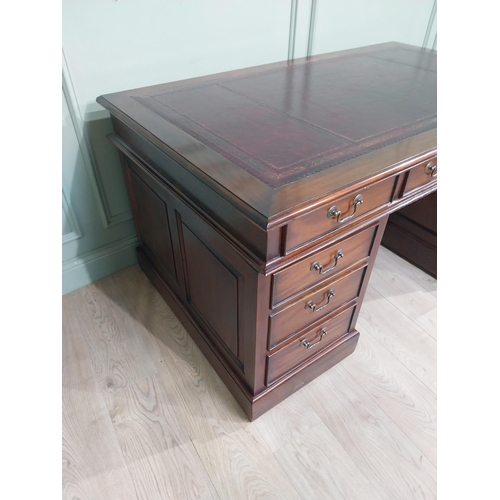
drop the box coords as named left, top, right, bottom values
left=62, top=0, right=436, bottom=294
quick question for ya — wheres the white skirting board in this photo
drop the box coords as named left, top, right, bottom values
left=62, top=236, right=138, bottom=295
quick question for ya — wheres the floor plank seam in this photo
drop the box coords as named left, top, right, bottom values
left=299, top=420, right=382, bottom=500
left=367, top=289, right=437, bottom=342
left=358, top=301, right=437, bottom=396
left=336, top=364, right=437, bottom=474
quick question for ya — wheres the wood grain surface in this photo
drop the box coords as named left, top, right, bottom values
left=369, top=246, right=437, bottom=339
left=275, top=421, right=386, bottom=500
left=340, top=332, right=437, bottom=466
left=104, top=375, right=219, bottom=500
left=62, top=295, right=137, bottom=500
left=357, top=286, right=437, bottom=394
left=62, top=248, right=437, bottom=499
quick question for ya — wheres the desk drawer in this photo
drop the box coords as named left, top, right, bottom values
left=285, top=176, right=397, bottom=252
left=266, top=305, right=356, bottom=386
left=404, top=156, right=437, bottom=194
left=268, top=266, right=366, bottom=349
left=272, top=224, right=377, bottom=307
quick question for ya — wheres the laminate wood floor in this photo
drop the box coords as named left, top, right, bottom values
left=62, top=247, right=437, bottom=500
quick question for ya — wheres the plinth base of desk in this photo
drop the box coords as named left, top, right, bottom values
left=137, top=247, right=359, bottom=421
left=251, top=331, right=359, bottom=420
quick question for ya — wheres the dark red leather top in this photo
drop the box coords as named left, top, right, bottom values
left=131, top=45, right=436, bottom=188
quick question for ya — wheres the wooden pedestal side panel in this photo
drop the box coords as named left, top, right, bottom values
left=135, top=247, right=255, bottom=419
left=174, top=194, right=261, bottom=389
left=121, top=150, right=261, bottom=398
left=181, top=223, right=241, bottom=368
left=126, top=168, right=179, bottom=286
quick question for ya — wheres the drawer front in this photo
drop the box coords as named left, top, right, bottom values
left=285, top=176, right=397, bottom=252
left=268, top=266, right=366, bottom=349
left=266, top=305, right=356, bottom=385
left=272, top=224, right=377, bottom=307
left=403, top=156, right=437, bottom=194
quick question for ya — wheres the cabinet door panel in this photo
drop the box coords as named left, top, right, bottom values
left=183, top=225, right=239, bottom=358
left=127, top=168, right=178, bottom=285
left=175, top=203, right=259, bottom=375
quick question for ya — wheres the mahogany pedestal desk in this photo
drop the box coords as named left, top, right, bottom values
left=97, top=42, right=437, bottom=421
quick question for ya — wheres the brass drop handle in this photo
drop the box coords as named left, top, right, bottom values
left=306, top=289, right=335, bottom=313
left=301, top=328, right=327, bottom=349
left=425, top=162, right=437, bottom=177
left=327, top=194, right=363, bottom=223
left=310, top=249, right=344, bottom=275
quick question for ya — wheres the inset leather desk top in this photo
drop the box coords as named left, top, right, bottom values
left=98, top=42, right=436, bottom=218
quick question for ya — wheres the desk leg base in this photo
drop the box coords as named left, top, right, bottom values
left=250, top=331, right=359, bottom=420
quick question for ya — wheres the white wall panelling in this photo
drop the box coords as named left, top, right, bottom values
left=62, top=189, right=82, bottom=244
left=62, top=0, right=437, bottom=294
left=62, top=51, right=132, bottom=228
left=287, top=0, right=314, bottom=60
left=288, top=0, right=299, bottom=61
left=62, top=84, right=138, bottom=295
left=312, top=0, right=436, bottom=55
left=423, top=1, right=437, bottom=50
left=62, top=53, right=109, bottom=229
left=307, top=0, right=318, bottom=57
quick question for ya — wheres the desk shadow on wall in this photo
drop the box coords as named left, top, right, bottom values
left=84, top=112, right=132, bottom=228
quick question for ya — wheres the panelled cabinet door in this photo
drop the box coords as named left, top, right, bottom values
left=123, top=161, right=181, bottom=290
left=175, top=201, right=258, bottom=379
